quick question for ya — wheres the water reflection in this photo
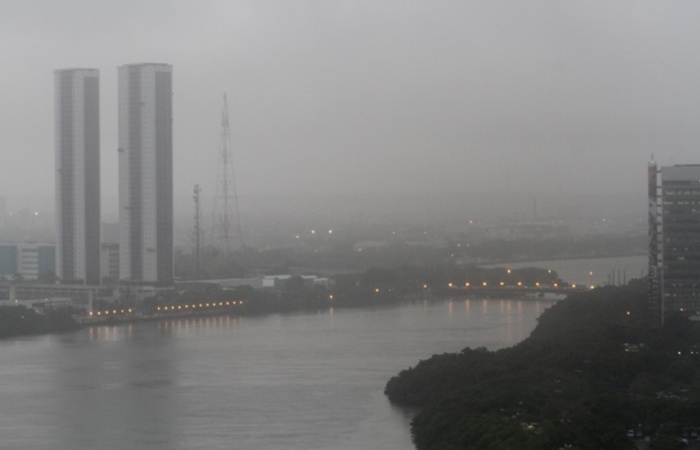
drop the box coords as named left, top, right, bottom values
left=0, top=297, right=557, bottom=450
left=88, top=324, right=134, bottom=341
left=328, top=306, right=335, bottom=328
left=154, top=315, right=242, bottom=336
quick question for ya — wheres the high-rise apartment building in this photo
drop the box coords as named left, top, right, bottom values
left=648, top=162, right=700, bottom=320
left=118, top=63, right=173, bottom=284
left=54, top=68, right=101, bottom=284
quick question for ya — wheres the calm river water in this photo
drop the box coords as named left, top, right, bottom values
left=0, top=298, right=557, bottom=450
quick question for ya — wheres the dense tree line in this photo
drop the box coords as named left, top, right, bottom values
left=0, top=305, right=80, bottom=338
left=385, top=279, right=700, bottom=449
left=173, top=233, right=643, bottom=281
left=158, top=264, right=561, bottom=314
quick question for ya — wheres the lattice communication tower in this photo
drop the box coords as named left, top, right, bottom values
left=213, top=93, right=244, bottom=256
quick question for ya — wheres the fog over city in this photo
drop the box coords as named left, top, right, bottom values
left=2, top=1, right=700, bottom=227
left=7, top=4, right=700, bottom=448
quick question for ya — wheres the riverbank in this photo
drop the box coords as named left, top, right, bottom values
left=2, top=263, right=566, bottom=337
left=0, top=305, right=80, bottom=338
left=385, top=279, right=700, bottom=449
left=483, top=253, right=648, bottom=286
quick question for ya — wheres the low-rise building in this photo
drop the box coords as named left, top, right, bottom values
left=0, top=243, right=55, bottom=280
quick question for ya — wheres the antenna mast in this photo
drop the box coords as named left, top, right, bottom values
left=214, top=93, right=244, bottom=256
left=193, top=184, right=201, bottom=280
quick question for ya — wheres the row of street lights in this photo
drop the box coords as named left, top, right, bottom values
left=87, top=300, right=245, bottom=317
left=156, top=301, right=244, bottom=312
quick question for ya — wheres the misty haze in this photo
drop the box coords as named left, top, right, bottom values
left=1, top=1, right=699, bottom=449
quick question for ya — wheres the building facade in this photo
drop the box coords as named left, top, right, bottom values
left=118, top=63, right=173, bottom=284
left=100, top=243, right=120, bottom=282
left=0, top=243, right=56, bottom=280
left=54, top=68, right=101, bottom=284
left=649, top=163, right=700, bottom=319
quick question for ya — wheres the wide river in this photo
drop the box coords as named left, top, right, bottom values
left=0, top=297, right=557, bottom=450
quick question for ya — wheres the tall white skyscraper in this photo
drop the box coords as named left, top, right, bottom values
left=118, top=63, right=173, bottom=284
left=54, top=68, right=101, bottom=284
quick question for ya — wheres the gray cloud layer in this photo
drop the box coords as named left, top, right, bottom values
left=2, top=1, right=699, bottom=213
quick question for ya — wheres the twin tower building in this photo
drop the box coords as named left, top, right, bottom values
left=55, top=64, right=173, bottom=285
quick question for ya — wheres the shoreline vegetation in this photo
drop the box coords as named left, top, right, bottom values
left=385, top=279, right=700, bottom=449
left=0, top=264, right=562, bottom=338
left=0, top=305, right=80, bottom=338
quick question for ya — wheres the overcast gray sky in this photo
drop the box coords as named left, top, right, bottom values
left=2, top=1, right=700, bottom=213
